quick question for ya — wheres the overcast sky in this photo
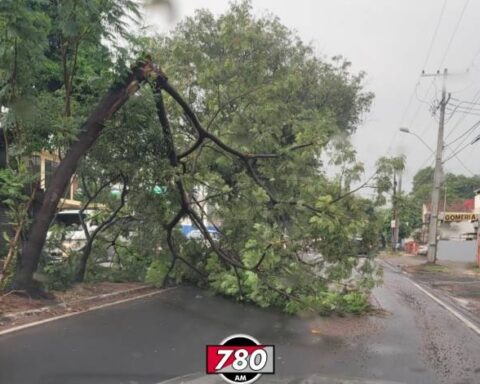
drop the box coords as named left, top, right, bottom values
left=142, top=0, right=480, bottom=193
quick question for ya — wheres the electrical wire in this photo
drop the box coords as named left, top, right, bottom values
left=415, top=82, right=435, bottom=106
left=388, top=1, right=473, bottom=187
left=445, top=88, right=480, bottom=139
left=399, top=0, right=448, bottom=128
left=418, top=106, right=438, bottom=138
left=449, top=123, right=479, bottom=155
left=443, top=142, right=469, bottom=163
left=445, top=107, right=480, bottom=117
left=444, top=146, right=476, bottom=175
left=399, top=82, right=420, bottom=127
left=418, top=151, right=435, bottom=170
left=422, top=0, right=449, bottom=70
left=450, top=97, right=480, bottom=106
left=453, top=155, right=476, bottom=175
left=437, top=0, right=470, bottom=68
left=416, top=0, right=470, bottom=138
left=446, top=119, right=480, bottom=146
left=466, top=35, right=480, bottom=72
left=446, top=101, right=480, bottom=112
left=447, top=102, right=480, bottom=112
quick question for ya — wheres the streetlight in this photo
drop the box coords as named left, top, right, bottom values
left=400, top=126, right=442, bottom=264
left=399, top=127, right=435, bottom=153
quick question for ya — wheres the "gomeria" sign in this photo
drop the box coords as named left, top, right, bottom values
left=443, top=212, right=477, bottom=222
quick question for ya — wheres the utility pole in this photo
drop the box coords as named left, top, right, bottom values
left=443, top=176, right=447, bottom=214
left=424, top=68, right=450, bottom=263
left=391, top=171, right=397, bottom=252
left=393, top=172, right=402, bottom=250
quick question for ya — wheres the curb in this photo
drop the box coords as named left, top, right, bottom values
left=1, top=285, right=153, bottom=321
left=0, top=287, right=176, bottom=337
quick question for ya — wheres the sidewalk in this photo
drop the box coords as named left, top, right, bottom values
left=380, top=251, right=480, bottom=320
left=0, top=282, right=163, bottom=334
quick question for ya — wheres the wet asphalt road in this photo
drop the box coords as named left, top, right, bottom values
left=1, top=266, right=480, bottom=384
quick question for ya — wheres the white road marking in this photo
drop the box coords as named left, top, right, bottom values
left=0, top=287, right=177, bottom=337
left=380, top=259, right=480, bottom=336
left=408, top=279, right=480, bottom=336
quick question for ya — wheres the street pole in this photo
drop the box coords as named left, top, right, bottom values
left=393, top=172, right=402, bottom=250
left=391, top=171, right=397, bottom=252
left=425, top=68, right=450, bottom=263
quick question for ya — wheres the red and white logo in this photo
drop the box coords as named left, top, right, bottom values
left=206, top=334, right=275, bottom=384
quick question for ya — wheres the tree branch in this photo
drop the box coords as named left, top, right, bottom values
left=79, top=175, right=119, bottom=241
left=329, top=171, right=377, bottom=205
left=157, top=77, right=279, bottom=160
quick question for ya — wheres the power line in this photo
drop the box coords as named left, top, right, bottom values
left=451, top=132, right=476, bottom=156
left=418, top=151, right=435, bottom=170
left=453, top=155, right=476, bottom=176
left=384, top=129, right=399, bottom=156
left=446, top=119, right=480, bottom=146
left=447, top=106, right=480, bottom=151
left=399, top=81, right=420, bottom=127
left=422, top=0, right=449, bottom=70
left=443, top=140, right=471, bottom=163
left=400, top=1, right=474, bottom=191
left=416, top=0, right=471, bottom=138
left=446, top=107, right=480, bottom=116
left=437, top=0, right=470, bottom=67
left=445, top=88, right=480, bottom=139
left=450, top=127, right=477, bottom=155
left=399, top=0, right=448, bottom=128
left=415, top=127, right=480, bottom=176
left=450, top=96, right=480, bottom=106
left=467, top=45, right=480, bottom=71
left=415, top=82, right=435, bottom=105
left=447, top=101, right=480, bottom=112
left=445, top=107, right=480, bottom=117
left=444, top=146, right=476, bottom=175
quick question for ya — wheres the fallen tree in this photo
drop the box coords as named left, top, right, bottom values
left=6, top=3, right=380, bottom=315
left=13, top=60, right=378, bottom=313
left=13, top=60, right=156, bottom=291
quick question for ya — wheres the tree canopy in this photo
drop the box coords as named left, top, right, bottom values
left=1, top=1, right=382, bottom=314
left=412, top=167, right=480, bottom=204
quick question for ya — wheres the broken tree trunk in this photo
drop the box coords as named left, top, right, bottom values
left=12, top=60, right=155, bottom=292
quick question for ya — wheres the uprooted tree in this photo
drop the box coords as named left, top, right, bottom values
left=2, top=1, right=381, bottom=314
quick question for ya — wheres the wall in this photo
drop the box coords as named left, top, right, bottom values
left=437, top=240, right=476, bottom=263
left=438, top=221, right=475, bottom=240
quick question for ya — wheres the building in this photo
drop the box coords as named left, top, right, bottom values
left=1, top=148, right=82, bottom=255
left=421, top=195, right=480, bottom=263
left=421, top=198, right=477, bottom=242
left=29, top=150, right=81, bottom=209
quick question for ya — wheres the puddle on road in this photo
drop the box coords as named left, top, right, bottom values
left=307, top=313, right=383, bottom=339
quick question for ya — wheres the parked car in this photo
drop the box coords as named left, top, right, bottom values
left=187, top=228, right=220, bottom=241
left=417, top=244, right=428, bottom=256
left=45, top=209, right=99, bottom=260
left=181, top=224, right=220, bottom=244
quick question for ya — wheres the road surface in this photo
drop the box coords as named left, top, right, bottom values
left=1, top=266, right=480, bottom=384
